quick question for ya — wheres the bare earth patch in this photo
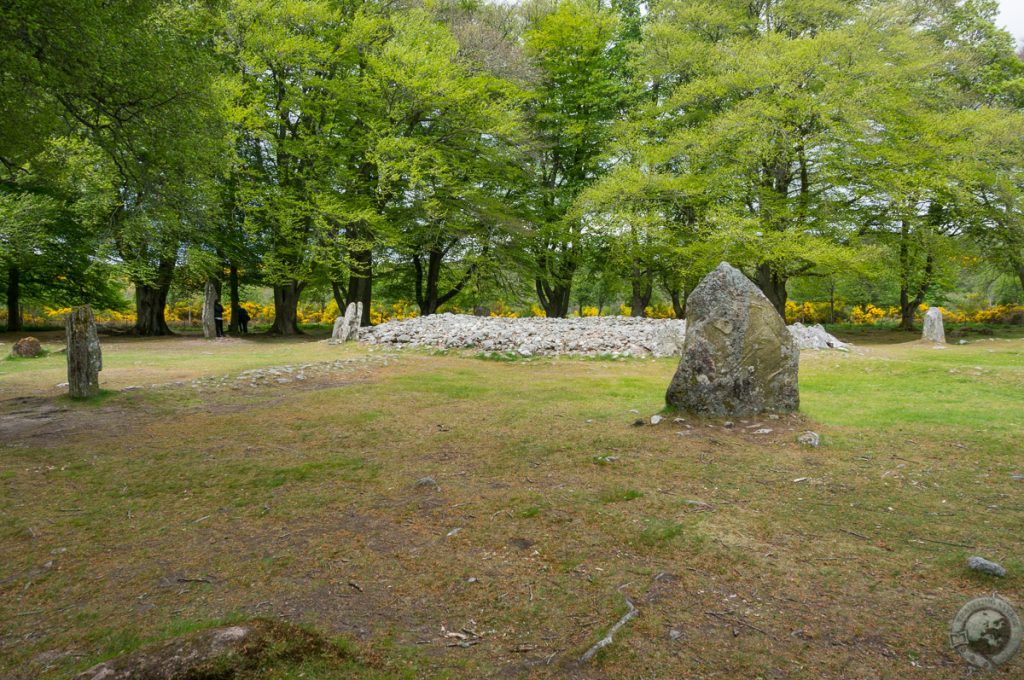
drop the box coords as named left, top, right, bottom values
left=1, top=334, right=1022, bottom=677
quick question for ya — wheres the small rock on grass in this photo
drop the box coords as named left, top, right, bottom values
left=967, top=556, right=1007, bottom=577
left=415, top=477, right=438, bottom=489
left=650, top=415, right=663, bottom=425
left=797, top=431, right=820, bottom=447
left=632, top=418, right=645, bottom=427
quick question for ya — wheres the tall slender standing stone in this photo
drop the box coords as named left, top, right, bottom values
left=346, top=302, right=363, bottom=341
left=201, top=282, right=217, bottom=339
left=666, top=262, right=799, bottom=416
left=66, top=305, right=102, bottom=398
left=922, top=307, right=945, bottom=344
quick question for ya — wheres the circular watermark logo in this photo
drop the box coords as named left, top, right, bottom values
left=949, top=595, right=1022, bottom=669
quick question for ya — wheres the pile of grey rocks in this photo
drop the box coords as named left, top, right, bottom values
left=787, top=322, right=851, bottom=351
left=361, top=313, right=849, bottom=357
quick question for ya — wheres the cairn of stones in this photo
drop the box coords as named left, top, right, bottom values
left=332, top=302, right=363, bottom=342
left=922, top=307, right=945, bottom=344
left=666, top=262, right=799, bottom=416
left=66, top=305, right=102, bottom=398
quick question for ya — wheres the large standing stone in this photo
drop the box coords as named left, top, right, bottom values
left=666, top=262, right=799, bottom=416
left=66, top=306, right=102, bottom=398
left=201, top=282, right=217, bottom=339
left=331, top=302, right=363, bottom=342
left=11, top=336, right=42, bottom=358
left=922, top=306, right=945, bottom=344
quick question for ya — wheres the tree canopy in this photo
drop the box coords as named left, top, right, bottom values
left=3, top=0, right=1022, bottom=332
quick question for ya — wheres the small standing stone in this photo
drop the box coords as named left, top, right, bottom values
left=797, top=431, right=820, bottom=447
left=65, top=306, right=102, bottom=398
left=922, top=307, right=945, bottom=344
left=11, top=336, right=42, bottom=358
left=666, top=262, right=799, bottom=416
left=966, top=556, right=1006, bottom=577
left=332, top=302, right=363, bottom=342
left=201, top=282, right=217, bottom=339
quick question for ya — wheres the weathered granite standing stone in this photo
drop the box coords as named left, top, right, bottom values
left=922, top=306, right=945, bottom=344
left=65, top=306, right=102, bottom=398
left=331, top=302, right=363, bottom=342
left=201, top=282, right=218, bottom=339
left=11, top=336, right=42, bottom=358
left=666, top=262, right=799, bottom=416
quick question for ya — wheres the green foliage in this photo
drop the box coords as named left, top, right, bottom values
left=3, top=0, right=1023, bottom=321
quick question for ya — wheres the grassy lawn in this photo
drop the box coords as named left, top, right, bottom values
left=1, top=330, right=1022, bottom=677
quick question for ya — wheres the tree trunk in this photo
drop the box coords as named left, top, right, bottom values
left=897, top=218, right=935, bottom=332
left=754, top=263, right=787, bottom=318
left=228, top=265, right=241, bottom=334
left=414, top=247, right=475, bottom=316
left=65, top=305, right=102, bottom=399
left=6, top=266, right=21, bottom=332
left=133, top=259, right=175, bottom=336
left=331, top=281, right=348, bottom=315
left=269, top=281, right=304, bottom=335
left=347, top=248, right=372, bottom=326
left=535, top=278, right=572, bottom=318
left=630, top=269, right=653, bottom=317
left=669, top=288, right=685, bottom=320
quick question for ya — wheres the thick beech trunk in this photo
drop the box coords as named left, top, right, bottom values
left=414, top=248, right=474, bottom=316
left=755, top=263, right=787, bottom=318
left=536, top=278, right=572, bottom=318
left=269, top=281, right=304, bottom=335
left=133, top=259, right=175, bottom=336
left=331, top=281, right=348, bottom=314
left=228, top=265, right=241, bottom=334
left=6, top=266, right=21, bottom=332
left=630, top=269, right=653, bottom=317
left=668, top=288, right=685, bottom=320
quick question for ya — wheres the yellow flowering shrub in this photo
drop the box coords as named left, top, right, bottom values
left=489, top=301, right=518, bottom=318
left=644, top=303, right=676, bottom=319
left=369, top=300, right=419, bottom=325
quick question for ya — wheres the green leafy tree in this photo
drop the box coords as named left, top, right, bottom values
left=522, top=0, right=626, bottom=317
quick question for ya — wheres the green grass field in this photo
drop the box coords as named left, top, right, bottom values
left=1, top=329, right=1022, bottom=678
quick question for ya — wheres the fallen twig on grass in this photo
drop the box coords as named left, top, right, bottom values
left=580, top=596, right=638, bottom=663
left=704, top=610, right=772, bottom=638
left=840, top=528, right=869, bottom=540
left=910, top=536, right=975, bottom=549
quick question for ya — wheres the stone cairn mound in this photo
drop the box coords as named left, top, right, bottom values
left=787, top=322, right=850, bottom=351
left=666, top=262, right=800, bottom=416
left=361, top=313, right=848, bottom=358
left=363, top=314, right=688, bottom=357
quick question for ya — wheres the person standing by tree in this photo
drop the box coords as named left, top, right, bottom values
left=235, top=304, right=250, bottom=335
left=214, top=299, right=225, bottom=338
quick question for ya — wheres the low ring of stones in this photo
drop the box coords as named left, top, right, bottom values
left=949, top=595, right=1022, bottom=669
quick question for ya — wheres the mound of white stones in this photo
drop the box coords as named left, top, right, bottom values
left=362, top=314, right=849, bottom=357
left=787, top=322, right=851, bottom=351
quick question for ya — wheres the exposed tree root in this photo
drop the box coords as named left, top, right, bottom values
left=580, top=596, right=638, bottom=663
